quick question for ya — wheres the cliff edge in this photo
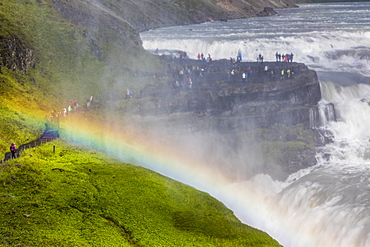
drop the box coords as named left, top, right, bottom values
left=116, top=57, right=324, bottom=180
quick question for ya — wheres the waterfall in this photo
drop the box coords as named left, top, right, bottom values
left=309, top=108, right=316, bottom=129
left=267, top=79, right=370, bottom=247
left=309, top=99, right=336, bottom=130
left=317, top=101, right=336, bottom=127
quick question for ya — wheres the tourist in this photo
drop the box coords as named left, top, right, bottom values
left=230, top=69, right=235, bottom=81
left=10, top=143, right=16, bottom=159
left=75, top=102, right=79, bottom=112
left=270, top=70, right=275, bottom=80
left=51, top=110, right=56, bottom=122
left=68, top=105, right=73, bottom=114
left=274, top=67, right=280, bottom=79
left=248, top=67, right=253, bottom=79
left=258, top=54, right=264, bottom=63
left=285, top=53, right=289, bottom=62
left=207, top=54, right=212, bottom=64
left=237, top=51, right=242, bottom=63
left=199, top=67, right=205, bottom=77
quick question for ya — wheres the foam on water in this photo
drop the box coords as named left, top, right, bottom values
left=141, top=3, right=370, bottom=76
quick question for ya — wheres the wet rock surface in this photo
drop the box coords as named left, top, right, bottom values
left=126, top=57, right=324, bottom=179
left=0, top=35, right=35, bottom=74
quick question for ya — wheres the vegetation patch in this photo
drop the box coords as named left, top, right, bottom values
left=0, top=140, right=281, bottom=246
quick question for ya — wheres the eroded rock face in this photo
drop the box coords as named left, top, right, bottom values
left=0, top=35, right=36, bottom=74
left=126, top=58, right=323, bottom=179
left=135, top=59, right=321, bottom=129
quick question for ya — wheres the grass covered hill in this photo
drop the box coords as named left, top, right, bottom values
left=0, top=140, right=281, bottom=246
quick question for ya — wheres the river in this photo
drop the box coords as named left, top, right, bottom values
left=140, top=2, right=370, bottom=247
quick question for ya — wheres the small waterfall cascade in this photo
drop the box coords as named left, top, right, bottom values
left=308, top=108, right=316, bottom=129
left=308, top=105, right=334, bottom=130
left=317, top=101, right=336, bottom=127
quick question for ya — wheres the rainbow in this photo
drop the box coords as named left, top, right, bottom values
left=58, top=114, right=334, bottom=247
left=60, top=115, right=233, bottom=189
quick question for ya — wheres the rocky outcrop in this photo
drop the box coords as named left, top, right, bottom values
left=124, top=58, right=323, bottom=179
left=0, top=35, right=36, bottom=74
left=135, top=59, right=320, bottom=129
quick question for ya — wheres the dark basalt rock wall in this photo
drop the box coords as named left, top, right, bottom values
left=0, top=35, right=36, bottom=74
left=126, top=58, right=324, bottom=179
left=135, top=59, right=321, bottom=130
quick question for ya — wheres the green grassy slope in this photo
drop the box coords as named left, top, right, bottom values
left=0, top=0, right=164, bottom=108
left=0, top=67, right=49, bottom=153
left=1, top=140, right=281, bottom=246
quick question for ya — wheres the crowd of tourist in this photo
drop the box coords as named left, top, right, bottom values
left=44, top=50, right=298, bottom=122
left=169, top=50, right=298, bottom=90
left=45, top=95, right=97, bottom=125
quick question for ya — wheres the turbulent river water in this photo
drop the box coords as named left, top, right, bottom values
left=140, top=3, right=370, bottom=247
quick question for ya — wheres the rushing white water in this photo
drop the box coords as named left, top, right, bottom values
left=140, top=2, right=370, bottom=247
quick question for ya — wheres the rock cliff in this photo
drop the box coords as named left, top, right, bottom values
left=121, top=57, right=323, bottom=180
left=0, top=34, right=36, bottom=74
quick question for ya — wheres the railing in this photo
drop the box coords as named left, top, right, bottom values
left=1, top=128, right=59, bottom=163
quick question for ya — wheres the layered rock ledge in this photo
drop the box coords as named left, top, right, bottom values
left=123, top=57, right=324, bottom=180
